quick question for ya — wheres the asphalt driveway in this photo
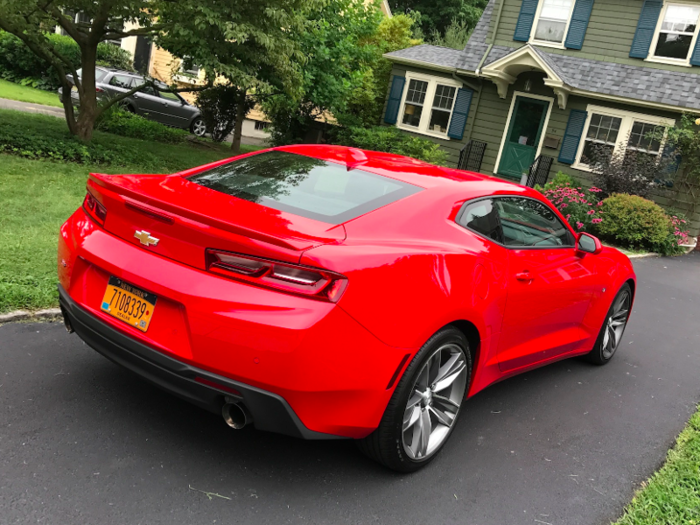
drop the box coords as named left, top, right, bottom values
left=1, top=252, right=699, bottom=525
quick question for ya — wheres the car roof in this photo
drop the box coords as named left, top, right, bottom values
left=273, top=144, right=541, bottom=201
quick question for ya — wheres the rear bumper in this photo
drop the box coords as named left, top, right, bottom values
left=59, top=285, right=339, bottom=440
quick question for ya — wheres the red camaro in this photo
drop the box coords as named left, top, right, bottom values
left=58, top=145, right=636, bottom=472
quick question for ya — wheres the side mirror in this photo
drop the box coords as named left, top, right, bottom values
left=577, top=233, right=603, bottom=255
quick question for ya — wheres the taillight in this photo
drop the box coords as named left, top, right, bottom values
left=205, top=249, right=348, bottom=303
left=83, top=191, right=107, bottom=225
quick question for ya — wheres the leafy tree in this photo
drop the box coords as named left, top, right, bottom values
left=263, top=0, right=383, bottom=145
left=389, top=0, right=487, bottom=38
left=0, top=0, right=166, bottom=140
left=0, top=0, right=314, bottom=144
left=155, top=0, right=315, bottom=152
left=339, top=13, right=421, bottom=129
left=427, top=18, right=473, bottom=50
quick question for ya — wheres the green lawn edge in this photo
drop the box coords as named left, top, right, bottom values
left=0, top=79, right=63, bottom=108
left=614, top=406, right=700, bottom=525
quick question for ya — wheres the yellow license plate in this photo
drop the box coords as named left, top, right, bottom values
left=100, top=277, right=157, bottom=332
left=71, top=85, right=77, bottom=92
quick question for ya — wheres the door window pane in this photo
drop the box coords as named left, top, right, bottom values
left=109, top=75, right=134, bottom=89
left=428, top=85, right=456, bottom=134
left=508, top=99, right=547, bottom=147
left=495, top=197, right=574, bottom=248
left=457, top=199, right=503, bottom=243
left=534, top=0, right=574, bottom=43
left=158, top=88, right=181, bottom=102
left=654, top=5, right=700, bottom=59
left=581, top=113, right=622, bottom=164
left=402, top=79, right=428, bottom=128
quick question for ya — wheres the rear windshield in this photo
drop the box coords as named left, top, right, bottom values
left=188, top=151, right=421, bottom=224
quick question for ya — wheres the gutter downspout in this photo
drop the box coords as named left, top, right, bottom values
left=476, top=0, right=506, bottom=74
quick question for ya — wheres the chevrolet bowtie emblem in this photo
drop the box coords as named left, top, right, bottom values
left=134, top=230, right=159, bottom=247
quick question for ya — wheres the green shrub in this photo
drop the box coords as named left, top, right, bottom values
left=95, top=107, right=187, bottom=144
left=596, top=194, right=672, bottom=252
left=0, top=31, right=133, bottom=92
left=335, top=126, right=448, bottom=165
left=535, top=171, right=581, bottom=192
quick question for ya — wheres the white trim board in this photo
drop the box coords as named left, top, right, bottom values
left=494, top=91, right=555, bottom=177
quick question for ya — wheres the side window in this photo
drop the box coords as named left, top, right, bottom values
left=109, top=75, right=133, bottom=89
left=457, top=199, right=504, bottom=244
left=132, top=79, right=156, bottom=96
left=495, top=197, right=575, bottom=248
left=159, top=89, right=181, bottom=102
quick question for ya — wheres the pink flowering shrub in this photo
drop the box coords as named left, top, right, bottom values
left=540, top=184, right=604, bottom=233
left=670, top=215, right=690, bottom=246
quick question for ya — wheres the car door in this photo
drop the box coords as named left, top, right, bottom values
left=131, top=81, right=168, bottom=123
left=155, top=87, right=190, bottom=128
left=494, top=196, right=599, bottom=372
left=105, top=73, right=134, bottom=100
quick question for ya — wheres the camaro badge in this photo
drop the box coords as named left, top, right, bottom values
left=134, top=230, right=159, bottom=247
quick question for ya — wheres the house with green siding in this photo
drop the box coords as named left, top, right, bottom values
left=383, top=0, right=700, bottom=236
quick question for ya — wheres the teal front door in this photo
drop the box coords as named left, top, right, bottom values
left=497, top=97, right=550, bottom=179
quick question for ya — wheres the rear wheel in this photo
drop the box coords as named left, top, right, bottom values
left=191, top=118, right=206, bottom=137
left=586, top=283, right=632, bottom=365
left=357, top=327, right=471, bottom=472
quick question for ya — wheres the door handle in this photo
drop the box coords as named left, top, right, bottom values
left=516, top=271, right=534, bottom=282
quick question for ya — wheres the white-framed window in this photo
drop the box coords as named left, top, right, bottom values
left=396, top=74, right=461, bottom=139
left=648, top=2, right=700, bottom=66
left=179, top=57, right=201, bottom=77
left=529, top=0, right=576, bottom=48
left=254, top=121, right=270, bottom=131
left=574, top=105, right=675, bottom=170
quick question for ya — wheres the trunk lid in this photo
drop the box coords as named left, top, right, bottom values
left=88, top=172, right=346, bottom=270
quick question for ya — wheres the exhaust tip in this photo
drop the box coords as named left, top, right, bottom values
left=60, top=306, right=74, bottom=334
left=222, top=399, right=252, bottom=430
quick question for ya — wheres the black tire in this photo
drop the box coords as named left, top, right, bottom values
left=586, top=283, right=633, bottom=365
left=191, top=118, right=207, bottom=137
left=357, top=327, right=472, bottom=473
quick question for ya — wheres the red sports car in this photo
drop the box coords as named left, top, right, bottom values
left=58, top=145, right=635, bottom=472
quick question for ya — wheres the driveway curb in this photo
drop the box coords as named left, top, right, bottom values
left=0, top=308, right=62, bottom=324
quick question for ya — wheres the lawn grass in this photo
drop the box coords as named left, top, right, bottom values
left=0, top=109, right=256, bottom=171
left=614, top=407, right=700, bottom=525
left=0, top=140, right=260, bottom=313
left=0, top=79, right=62, bottom=107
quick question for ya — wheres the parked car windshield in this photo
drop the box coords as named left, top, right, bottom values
left=188, top=151, right=422, bottom=224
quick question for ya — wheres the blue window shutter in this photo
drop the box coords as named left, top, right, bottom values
left=565, top=0, right=595, bottom=50
left=558, top=110, right=588, bottom=164
left=447, top=88, right=474, bottom=140
left=514, top=0, right=540, bottom=42
left=630, top=0, right=663, bottom=58
left=691, top=35, right=700, bottom=66
left=661, top=143, right=682, bottom=174
left=384, top=76, right=406, bottom=125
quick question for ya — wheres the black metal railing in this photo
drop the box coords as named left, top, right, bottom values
left=525, top=155, right=554, bottom=188
left=457, top=140, right=487, bottom=173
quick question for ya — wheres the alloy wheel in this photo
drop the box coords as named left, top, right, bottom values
left=402, top=343, right=468, bottom=461
left=192, top=119, right=207, bottom=137
left=602, top=290, right=631, bottom=359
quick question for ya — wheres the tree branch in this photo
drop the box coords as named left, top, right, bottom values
left=40, top=1, right=84, bottom=44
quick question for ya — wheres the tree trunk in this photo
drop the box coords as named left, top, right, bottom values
left=72, top=43, right=99, bottom=141
left=230, top=89, right=247, bottom=153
